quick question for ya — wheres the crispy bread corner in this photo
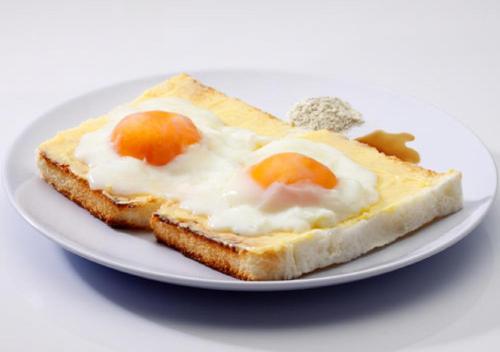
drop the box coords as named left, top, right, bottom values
left=37, top=152, right=162, bottom=229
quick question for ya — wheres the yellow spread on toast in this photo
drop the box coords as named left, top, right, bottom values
left=39, top=73, right=458, bottom=249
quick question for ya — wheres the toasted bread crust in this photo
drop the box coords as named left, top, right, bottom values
left=37, top=152, right=162, bottom=229
left=151, top=214, right=256, bottom=280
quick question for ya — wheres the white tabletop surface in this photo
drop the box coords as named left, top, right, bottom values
left=1, top=1, right=499, bottom=351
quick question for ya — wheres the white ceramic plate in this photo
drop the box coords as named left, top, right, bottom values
left=3, top=70, right=497, bottom=291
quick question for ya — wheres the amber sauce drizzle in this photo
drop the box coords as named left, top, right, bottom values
left=356, top=130, right=421, bottom=163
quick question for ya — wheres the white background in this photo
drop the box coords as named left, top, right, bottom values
left=1, top=0, right=499, bottom=351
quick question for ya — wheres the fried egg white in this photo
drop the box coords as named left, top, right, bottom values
left=75, top=98, right=378, bottom=236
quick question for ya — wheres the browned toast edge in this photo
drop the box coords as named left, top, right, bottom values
left=150, top=213, right=256, bottom=280
left=37, top=152, right=162, bottom=229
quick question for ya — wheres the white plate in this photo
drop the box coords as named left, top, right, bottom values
left=3, top=70, right=497, bottom=291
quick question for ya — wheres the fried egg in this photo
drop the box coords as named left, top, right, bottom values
left=75, top=98, right=378, bottom=236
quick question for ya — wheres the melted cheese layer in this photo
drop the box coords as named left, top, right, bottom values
left=39, top=73, right=450, bottom=246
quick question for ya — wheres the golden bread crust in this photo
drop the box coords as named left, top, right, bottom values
left=151, top=214, right=295, bottom=280
left=37, top=152, right=162, bottom=229
left=151, top=214, right=254, bottom=280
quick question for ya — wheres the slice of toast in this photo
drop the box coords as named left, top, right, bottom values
left=36, top=73, right=289, bottom=229
left=145, top=76, right=462, bottom=280
left=152, top=171, right=461, bottom=280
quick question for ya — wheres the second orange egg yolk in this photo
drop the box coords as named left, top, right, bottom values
left=111, top=111, right=201, bottom=166
left=249, top=152, right=337, bottom=189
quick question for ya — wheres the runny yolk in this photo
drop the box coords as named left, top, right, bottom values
left=249, top=152, right=337, bottom=189
left=111, top=110, right=201, bottom=166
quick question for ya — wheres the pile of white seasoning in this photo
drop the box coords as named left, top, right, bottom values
left=288, top=96, right=364, bottom=133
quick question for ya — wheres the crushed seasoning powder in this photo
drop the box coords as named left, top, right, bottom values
left=288, top=97, right=364, bottom=133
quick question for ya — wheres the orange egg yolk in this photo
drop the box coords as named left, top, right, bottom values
left=111, top=111, right=201, bottom=166
left=249, top=152, right=337, bottom=189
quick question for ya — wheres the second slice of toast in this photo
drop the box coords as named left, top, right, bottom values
left=145, top=77, right=462, bottom=280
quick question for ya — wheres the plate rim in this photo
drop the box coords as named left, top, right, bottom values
left=3, top=69, right=498, bottom=291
